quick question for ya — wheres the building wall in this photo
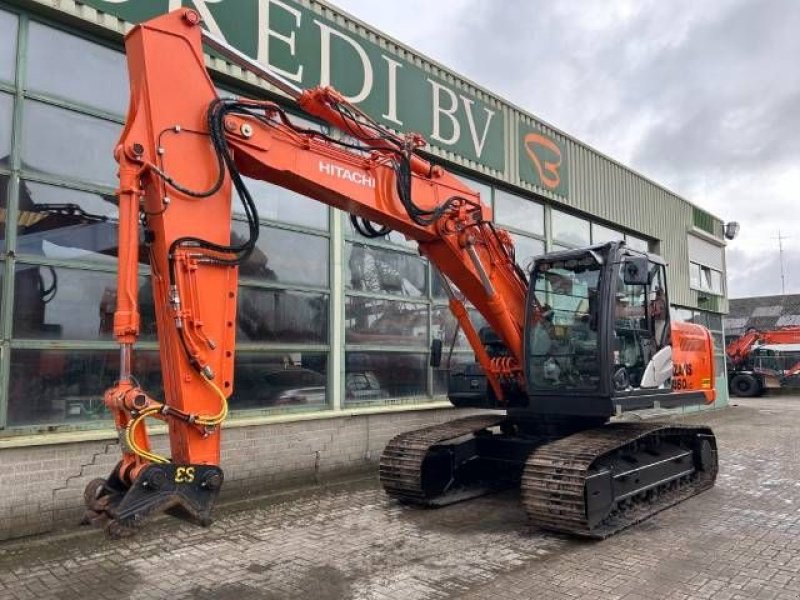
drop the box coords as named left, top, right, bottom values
left=0, top=406, right=472, bottom=540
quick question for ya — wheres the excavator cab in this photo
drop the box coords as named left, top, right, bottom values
left=521, top=241, right=697, bottom=418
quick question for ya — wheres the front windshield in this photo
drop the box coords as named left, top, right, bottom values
left=529, top=257, right=602, bottom=391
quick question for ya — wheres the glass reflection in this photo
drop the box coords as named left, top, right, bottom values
left=454, top=173, right=492, bottom=207
left=14, top=181, right=119, bottom=263
left=433, top=352, right=471, bottom=396
left=625, top=235, right=649, bottom=252
left=345, top=298, right=428, bottom=346
left=237, top=176, right=328, bottom=230
left=345, top=243, right=425, bottom=297
left=231, top=351, right=328, bottom=410
left=13, top=264, right=156, bottom=341
left=509, top=232, right=545, bottom=273
left=344, top=351, right=428, bottom=406
left=552, top=209, right=590, bottom=247
left=234, top=222, right=329, bottom=287
left=0, top=9, right=16, bottom=83
left=345, top=216, right=416, bottom=249
left=238, top=287, right=328, bottom=343
left=494, top=189, right=544, bottom=235
left=431, top=305, right=488, bottom=351
left=27, top=22, right=128, bottom=115
left=592, top=223, right=623, bottom=244
left=0, top=173, right=8, bottom=249
left=22, top=100, right=121, bottom=187
left=0, top=92, right=12, bottom=164
left=7, top=348, right=162, bottom=426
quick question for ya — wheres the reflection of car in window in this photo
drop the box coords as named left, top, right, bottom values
left=266, top=367, right=327, bottom=406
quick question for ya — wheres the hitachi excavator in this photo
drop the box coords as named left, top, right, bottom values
left=727, top=326, right=800, bottom=396
left=83, top=9, right=718, bottom=539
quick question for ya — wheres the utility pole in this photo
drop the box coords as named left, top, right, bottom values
left=776, top=229, right=789, bottom=296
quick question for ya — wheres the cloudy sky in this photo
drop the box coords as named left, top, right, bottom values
left=331, top=0, right=800, bottom=299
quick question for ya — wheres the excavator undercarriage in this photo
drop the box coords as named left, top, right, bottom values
left=380, top=416, right=717, bottom=538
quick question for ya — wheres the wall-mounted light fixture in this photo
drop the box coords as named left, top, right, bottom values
left=724, top=222, right=740, bottom=241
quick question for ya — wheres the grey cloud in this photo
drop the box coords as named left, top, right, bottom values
left=727, top=245, right=799, bottom=298
left=332, top=0, right=800, bottom=297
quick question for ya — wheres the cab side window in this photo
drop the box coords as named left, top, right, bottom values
left=649, top=265, right=669, bottom=348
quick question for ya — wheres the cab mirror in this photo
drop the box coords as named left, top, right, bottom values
left=430, top=339, right=443, bottom=368
left=623, top=256, right=650, bottom=286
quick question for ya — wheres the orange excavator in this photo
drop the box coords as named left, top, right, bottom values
left=726, top=326, right=800, bottom=396
left=83, top=9, right=718, bottom=539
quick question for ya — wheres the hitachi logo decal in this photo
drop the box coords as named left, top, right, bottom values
left=319, top=161, right=375, bottom=188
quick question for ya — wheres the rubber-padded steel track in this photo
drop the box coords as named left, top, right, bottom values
left=379, top=415, right=506, bottom=504
left=521, top=421, right=717, bottom=538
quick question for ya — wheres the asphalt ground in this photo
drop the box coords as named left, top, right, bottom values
left=1, top=396, right=799, bottom=600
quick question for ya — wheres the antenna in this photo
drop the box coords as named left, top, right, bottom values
left=774, top=229, right=791, bottom=296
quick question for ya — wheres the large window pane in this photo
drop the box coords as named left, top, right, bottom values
left=710, top=270, right=723, bottom=295
left=711, top=332, right=725, bottom=354
left=346, top=298, right=428, bottom=346
left=345, top=217, right=416, bottom=249
left=346, top=243, right=426, bottom=297
left=671, top=306, right=694, bottom=323
left=431, top=305, right=488, bottom=350
left=433, top=352, right=471, bottom=396
left=344, top=351, right=428, bottom=406
left=7, top=348, right=162, bottom=427
left=0, top=10, right=17, bottom=83
left=689, top=311, right=709, bottom=329
left=27, top=22, right=128, bottom=115
left=494, top=189, right=544, bottom=236
left=626, top=234, right=649, bottom=252
left=15, top=181, right=119, bottom=263
left=431, top=269, right=451, bottom=300
left=238, top=287, right=328, bottom=344
left=232, top=351, right=327, bottom=411
left=551, top=209, right=590, bottom=246
left=715, top=355, right=726, bottom=379
left=509, top=232, right=545, bottom=273
left=0, top=92, right=12, bottom=166
left=235, top=222, right=328, bottom=287
left=13, top=265, right=156, bottom=341
left=592, top=223, right=623, bottom=244
left=689, top=262, right=701, bottom=289
left=454, top=173, right=492, bottom=207
left=237, top=176, right=328, bottom=230
left=22, top=100, right=121, bottom=187
left=707, top=313, right=723, bottom=332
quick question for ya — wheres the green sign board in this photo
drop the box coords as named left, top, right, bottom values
left=80, top=0, right=505, bottom=171
left=518, top=122, right=569, bottom=198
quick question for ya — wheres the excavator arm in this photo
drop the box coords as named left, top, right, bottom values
left=84, top=9, right=530, bottom=535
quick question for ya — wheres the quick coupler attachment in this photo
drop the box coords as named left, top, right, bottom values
left=83, top=463, right=224, bottom=538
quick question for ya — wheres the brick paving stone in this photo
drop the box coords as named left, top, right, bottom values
left=1, top=397, right=800, bottom=599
